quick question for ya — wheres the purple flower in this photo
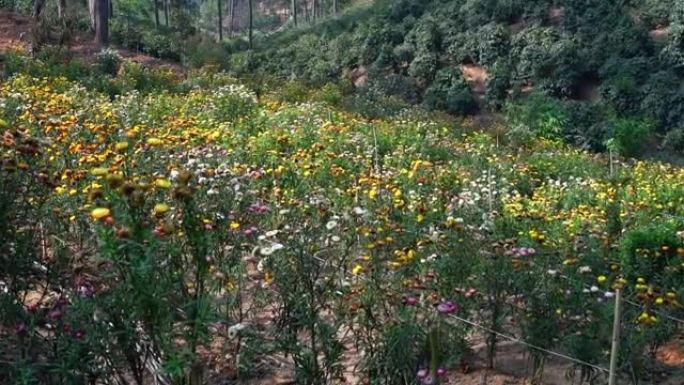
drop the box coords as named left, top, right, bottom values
left=15, top=322, right=27, bottom=335
left=436, top=300, right=458, bottom=314
left=77, top=283, right=94, bottom=298
left=47, top=308, right=63, bottom=320
left=73, top=330, right=85, bottom=340
left=403, top=296, right=418, bottom=306
left=421, top=375, right=436, bottom=385
left=416, top=369, right=428, bottom=379
left=436, top=367, right=446, bottom=377
left=244, top=226, right=258, bottom=236
left=248, top=202, right=269, bottom=215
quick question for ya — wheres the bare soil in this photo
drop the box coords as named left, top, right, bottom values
left=0, top=9, right=183, bottom=74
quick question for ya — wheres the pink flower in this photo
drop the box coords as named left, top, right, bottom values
left=417, top=369, right=428, bottom=379
left=15, top=322, right=27, bottom=335
left=436, top=300, right=458, bottom=314
left=248, top=202, right=269, bottom=215
left=403, top=296, right=418, bottom=306
left=48, top=308, right=63, bottom=320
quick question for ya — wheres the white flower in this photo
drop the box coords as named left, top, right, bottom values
left=590, top=285, right=599, bottom=293
left=170, top=170, right=180, bottom=180
left=547, top=269, right=558, bottom=276
left=260, top=243, right=284, bottom=256
left=228, top=323, right=247, bottom=339
left=579, top=266, right=592, bottom=274
left=326, top=220, right=338, bottom=230
left=604, top=291, right=615, bottom=298
left=265, top=230, right=279, bottom=237
left=331, top=235, right=341, bottom=243
left=353, top=207, right=367, bottom=215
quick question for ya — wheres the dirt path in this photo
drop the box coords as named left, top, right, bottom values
left=0, top=9, right=183, bottom=74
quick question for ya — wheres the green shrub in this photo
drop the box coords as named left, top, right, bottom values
left=663, top=128, right=684, bottom=153
left=94, top=49, right=123, bottom=76
left=312, top=82, right=346, bottom=106
left=142, top=31, right=181, bottom=61
left=408, top=52, right=437, bottom=84
left=277, top=81, right=311, bottom=104
left=608, top=117, right=654, bottom=157
left=423, top=68, right=478, bottom=115
left=505, top=92, right=568, bottom=140
left=183, top=37, right=231, bottom=69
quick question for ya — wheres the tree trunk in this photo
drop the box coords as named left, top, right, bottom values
left=303, top=0, right=308, bottom=22
left=217, top=0, right=223, bottom=41
left=311, top=0, right=316, bottom=22
left=333, top=0, right=337, bottom=15
left=291, top=0, right=297, bottom=27
left=33, top=0, right=46, bottom=19
left=248, top=0, right=253, bottom=48
left=229, top=0, right=236, bottom=36
left=95, top=0, right=109, bottom=46
left=88, top=0, right=96, bottom=30
left=56, top=0, right=66, bottom=19
left=164, top=0, right=169, bottom=26
left=109, top=0, right=113, bottom=18
left=154, top=0, right=160, bottom=28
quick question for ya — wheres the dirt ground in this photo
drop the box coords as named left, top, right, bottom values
left=0, top=9, right=183, bottom=74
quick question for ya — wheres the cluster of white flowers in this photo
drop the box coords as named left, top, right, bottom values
left=214, top=84, right=258, bottom=104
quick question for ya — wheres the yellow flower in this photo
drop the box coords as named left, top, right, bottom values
left=597, top=275, right=607, bottom=284
left=153, top=203, right=170, bottom=215
left=368, top=187, right=378, bottom=200
left=230, top=221, right=240, bottom=230
left=115, top=141, right=129, bottom=151
left=655, top=297, right=664, bottom=305
left=147, top=138, right=163, bottom=146
left=91, top=207, right=111, bottom=220
left=155, top=178, right=172, bottom=189
left=352, top=264, right=363, bottom=275
left=91, top=167, right=109, bottom=177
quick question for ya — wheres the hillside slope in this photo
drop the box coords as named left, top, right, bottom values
left=236, top=0, right=684, bottom=154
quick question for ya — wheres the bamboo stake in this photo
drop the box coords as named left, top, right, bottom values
left=608, top=288, right=622, bottom=385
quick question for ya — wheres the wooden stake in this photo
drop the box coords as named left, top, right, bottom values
left=608, top=289, right=622, bottom=385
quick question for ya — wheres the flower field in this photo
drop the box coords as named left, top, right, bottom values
left=1, top=62, right=684, bottom=385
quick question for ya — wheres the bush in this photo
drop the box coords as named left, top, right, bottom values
left=183, top=37, right=231, bottom=69
left=504, top=92, right=567, bottom=140
left=94, top=49, right=123, bottom=76
left=423, top=68, right=478, bottom=115
left=608, top=117, right=654, bottom=157
left=663, top=128, right=684, bottom=153
left=142, top=31, right=181, bottom=61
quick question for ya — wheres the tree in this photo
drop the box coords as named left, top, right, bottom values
left=248, top=0, right=253, bottom=48
left=88, top=0, right=96, bottom=30
left=229, top=0, right=236, bottom=36
left=218, top=0, right=223, bottom=41
left=33, top=0, right=46, bottom=20
left=312, top=0, right=316, bottom=22
left=154, top=0, right=160, bottom=28
left=292, top=0, right=298, bottom=27
left=164, top=0, right=169, bottom=27
left=95, top=0, right=109, bottom=46
left=332, top=0, right=337, bottom=16
left=57, top=0, right=66, bottom=19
